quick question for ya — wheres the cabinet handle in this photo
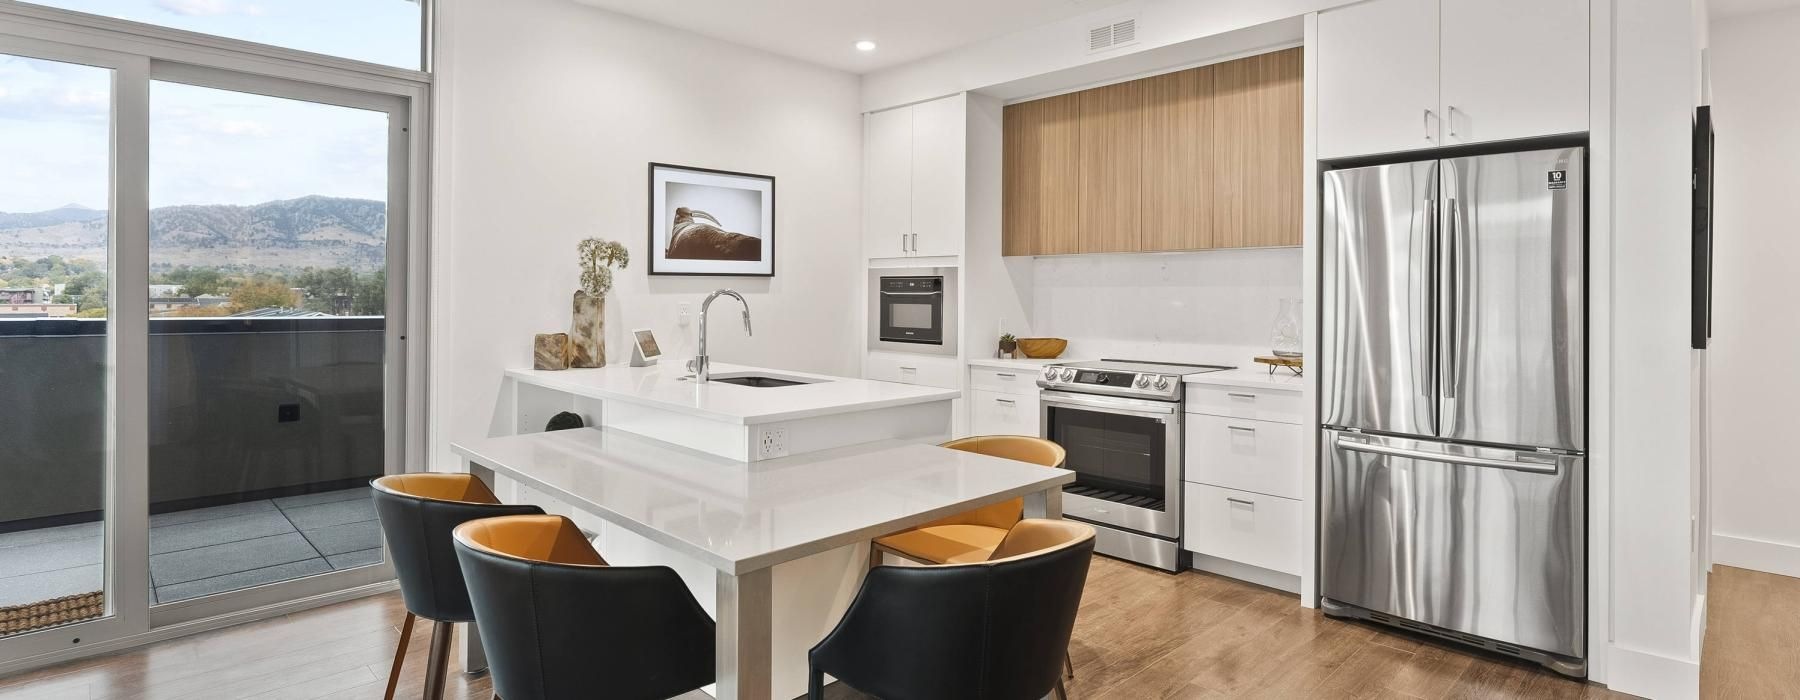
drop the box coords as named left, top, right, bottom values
left=1226, top=497, right=1256, bottom=509
left=1424, top=108, right=1434, bottom=142
left=994, top=398, right=1016, bottom=405
left=901, top=234, right=909, bottom=252
left=900, top=366, right=917, bottom=371
left=1228, top=425, right=1257, bottom=434
left=911, top=233, right=919, bottom=252
left=1227, top=392, right=1257, bottom=401
left=995, top=373, right=1017, bottom=379
left=1446, top=105, right=1459, bottom=139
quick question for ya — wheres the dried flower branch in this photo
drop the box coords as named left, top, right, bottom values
left=578, top=238, right=630, bottom=297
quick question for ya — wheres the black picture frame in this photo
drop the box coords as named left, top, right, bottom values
left=647, top=162, right=776, bottom=277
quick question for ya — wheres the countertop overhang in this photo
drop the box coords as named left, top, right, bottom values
left=508, top=362, right=960, bottom=425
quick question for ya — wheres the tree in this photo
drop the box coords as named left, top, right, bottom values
left=163, top=267, right=227, bottom=297
left=229, top=279, right=298, bottom=313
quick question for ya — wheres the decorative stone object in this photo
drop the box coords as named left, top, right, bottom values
left=534, top=333, right=570, bottom=370
left=568, top=292, right=605, bottom=368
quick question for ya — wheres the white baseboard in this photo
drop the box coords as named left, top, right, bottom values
left=1606, top=643, right=1699, bottom=700
left=1712, top=533, right=1800, bottom=579
left=1188, top=553, right=1301, bottom=595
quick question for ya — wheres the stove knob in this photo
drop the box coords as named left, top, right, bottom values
left=1154, top=376, right=1171, bottom=390
left=1133, top=375, right=1150, bottom=388
left=1043, top=367, right=1058, bottom=381
left=1059, top=368, right=1075, bottom=381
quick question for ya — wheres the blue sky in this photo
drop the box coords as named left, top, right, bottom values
left=0, top=0, right=413, bottom=213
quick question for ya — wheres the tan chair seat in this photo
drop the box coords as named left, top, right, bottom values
left=874, top=524, right=1010, bottom=565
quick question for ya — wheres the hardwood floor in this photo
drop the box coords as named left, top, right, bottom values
left=0, top=559, right=1790, bottom=699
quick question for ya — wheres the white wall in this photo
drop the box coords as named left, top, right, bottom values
left=1706, top=6, right=1800, bottom=579
left=1026, top=249, right=1303, bottom=363
left=1604, top=0, right=1706, bottom=696
left=434, top=0, right=863, bottom=454
left=862, top=0, right=1357, bottom=111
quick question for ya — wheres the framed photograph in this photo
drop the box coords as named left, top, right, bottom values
left=648, top=162, right=775, bottom=276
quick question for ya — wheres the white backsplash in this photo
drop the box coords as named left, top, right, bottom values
left=1029, top=248, right=1304, bottom=366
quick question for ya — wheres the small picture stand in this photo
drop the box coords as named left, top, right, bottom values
left=630, top=328, right=662, bottom=367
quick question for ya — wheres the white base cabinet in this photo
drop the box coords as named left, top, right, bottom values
left=1181, top=382, right=1305, bottom=584
left=969, top=389, right=1039, bottom=437
left=865, top=352, right=960, bottom=390
left=1183, top=482, right=1303, bottom=576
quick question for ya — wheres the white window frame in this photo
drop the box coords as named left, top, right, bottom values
left=0, top=0, right=432, bottom=674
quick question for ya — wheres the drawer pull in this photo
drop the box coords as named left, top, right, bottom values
left=1227, top=392, right=1257, bottom=400
left=1227, top=425, right=1257, bottom=434
left=900, top=366, right=918, bottom=372
left=1226, top=497, right=1256, bottom=509
left=995, top=373, right=1017, bottom=379
left=994, top=398, right=1016, bottom=405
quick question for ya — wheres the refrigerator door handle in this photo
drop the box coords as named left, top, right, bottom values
left=1419, top=196, right=1438, bottom=399
left=1335, top=436, right=1559, bottom=475
left=1443, top=196, right=1464, bottom=401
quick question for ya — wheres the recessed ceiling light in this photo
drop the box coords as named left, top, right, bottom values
left=854, top=40, right=878, bottom=52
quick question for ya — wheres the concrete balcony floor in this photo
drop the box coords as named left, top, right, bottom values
left=0, top=486, right=381, bottom=608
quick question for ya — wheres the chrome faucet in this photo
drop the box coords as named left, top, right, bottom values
left=688, top=289, right=751, bottom=383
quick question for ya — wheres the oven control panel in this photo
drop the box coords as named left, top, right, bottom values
left=1039, top=367, right=1183, bottom=401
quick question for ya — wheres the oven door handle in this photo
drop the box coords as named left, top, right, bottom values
left=879, top=291, right=944, bottom=297
left=1040, top=391, right=1179, bottom=419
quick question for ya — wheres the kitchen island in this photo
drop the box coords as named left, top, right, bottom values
left=452, top=426, right=1072, bottom=700
left=457, top=362, right=1044, bottom=698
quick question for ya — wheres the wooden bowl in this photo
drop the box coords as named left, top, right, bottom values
left=1016, top=338, right=1068, bottom=359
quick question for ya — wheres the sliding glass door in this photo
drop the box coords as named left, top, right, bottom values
left=0, top=23, right=418, bottom=663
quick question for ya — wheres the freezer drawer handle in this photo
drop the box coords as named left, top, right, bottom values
left=1335, top=436, right=1560, bottom=475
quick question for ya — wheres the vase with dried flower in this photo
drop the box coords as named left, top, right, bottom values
left=569, top=238, right=629, bottom=368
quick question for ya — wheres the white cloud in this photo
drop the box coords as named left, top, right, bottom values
left=153, top=0, right=238, bottom=16
left=208, top=119, right=272, bottom=137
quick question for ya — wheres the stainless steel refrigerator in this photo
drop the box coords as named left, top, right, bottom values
left=1319, top=145, right=1586, bottom=677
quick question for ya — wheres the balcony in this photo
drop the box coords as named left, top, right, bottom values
left=0, top=317, right=387, bottom=624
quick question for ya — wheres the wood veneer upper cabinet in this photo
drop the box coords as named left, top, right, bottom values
left=1002, top=93, right=1080, bottom=256
left=1212, top=47, right=1303, bottom=249
left=1142, top=65, right=1216, bottom=251
left=1077, top=79, right=1146, bottom=254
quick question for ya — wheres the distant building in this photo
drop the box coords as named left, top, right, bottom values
left=0, top=302, right=77, bottom=318
left=0, top=288, right=47, bottom=305
left=149, top=284, right=184, bottom=298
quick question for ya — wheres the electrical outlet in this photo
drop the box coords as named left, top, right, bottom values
left=677, top=302, right=692, bottom=327
left=757, top=427, right=789, bottom=459
left=277, top=403, right=301, bottom=423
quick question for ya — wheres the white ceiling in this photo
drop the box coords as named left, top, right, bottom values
left=1711, top=0, right=1800, bottom=19
left=570, top=0, right=1135, bottom=73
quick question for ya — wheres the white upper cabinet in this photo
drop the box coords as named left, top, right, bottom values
left=864, top=106, right=913, bottom=258
left=1317, top=0, right=1440, bottom=159
left=1317, top=0, right=1589, bottom=160
left=863, top=93, right=966, bottom=259
left=909, top=94, right=966, bottom=257
left=1438, top=0, right=1589, bottom=146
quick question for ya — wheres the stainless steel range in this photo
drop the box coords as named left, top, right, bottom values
left=1037, top=359, right=1232, bottom=571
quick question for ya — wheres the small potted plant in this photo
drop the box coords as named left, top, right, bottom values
left=998, top=333, right=1018, bottom=359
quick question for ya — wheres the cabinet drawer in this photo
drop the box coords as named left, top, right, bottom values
left=969, top=389, right=1040, bottom=437
left=1182, top=483, right=1302, bottom=575
left=866, top=352, right=960, bottom=390
left=1184, top=384, right=1303, bottom=424
left=970, top=366, right=1042, bottom=395
left=1185, top=415, right=1303, bottom=499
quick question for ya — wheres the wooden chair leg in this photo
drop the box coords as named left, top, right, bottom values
left=423, top=620, right=454, bottom=700
left=383, top=612, right=415, bottom=700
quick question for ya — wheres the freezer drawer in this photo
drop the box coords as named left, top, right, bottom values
left=1320, top=429, right=1584, bottom=660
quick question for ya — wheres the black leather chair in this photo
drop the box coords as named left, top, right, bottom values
left=811, top=519, right=1097, bottom=700
left=452, top=514, right=717, bottom=700
left=370, top=473, right=543, bottom=700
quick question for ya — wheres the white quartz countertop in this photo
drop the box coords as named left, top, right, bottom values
left=508, top=362, right=959, bottom=425
left=453, top=427, right=1075, bottom=574
left=966, top=357, right=1093, bottom=371
left=1183, top=366, right=1306, bottom=392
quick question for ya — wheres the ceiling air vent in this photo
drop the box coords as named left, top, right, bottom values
left=1087, top=17, right=1138, bottom=53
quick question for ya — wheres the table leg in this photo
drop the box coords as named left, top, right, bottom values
left=1024, top=485, right=1064, bottom=519
left=459, top=460, right=496, bottom=675
left=715, top=567, right=773, bottom=700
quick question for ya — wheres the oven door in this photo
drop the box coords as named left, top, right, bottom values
left=878, top=289, right=944, bottom=345
left=1040, top=390, right=1182, bottom=539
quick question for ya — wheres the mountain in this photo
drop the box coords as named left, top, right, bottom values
left=0, top=205, right=106, bottom=230
left=0, top=196, right=388, bottom=272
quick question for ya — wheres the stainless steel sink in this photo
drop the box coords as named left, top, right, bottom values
left=707, top=372, right=823, bottom=388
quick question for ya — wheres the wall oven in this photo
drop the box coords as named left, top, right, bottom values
left=868, top=268, right=957, bottom=356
